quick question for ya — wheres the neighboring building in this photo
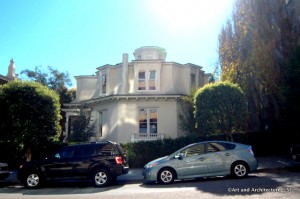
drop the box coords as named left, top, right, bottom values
left=63, top=47, right=209, bottom=143
left=0, top=59, right=18, bottom=85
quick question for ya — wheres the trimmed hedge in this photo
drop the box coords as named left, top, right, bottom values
left=122, top=131, right=298, bottom=168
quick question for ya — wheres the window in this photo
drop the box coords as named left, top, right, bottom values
left=137, top=70, right=157, bottom=91
left=139, top=108, right=157, bottom=133
left=149, top=71, right=156, bottom=90
left=181, top=144, right=204, bottom=157
left=138, top=71, right=146, bottom=90
left=102, top=74, right=107, bottom=94
left=207, top=142, right=236, bottom=153
left=191, top=73, right=196, bottom=88
left=139, top=109, right=147, bottom=133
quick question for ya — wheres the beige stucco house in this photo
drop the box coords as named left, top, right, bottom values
left=63, top=46, right=209, bottom=143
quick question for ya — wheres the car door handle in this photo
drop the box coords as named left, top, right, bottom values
left=225, top=153, right=231, bottom=156
left=199, top=157, right=206, bottom=161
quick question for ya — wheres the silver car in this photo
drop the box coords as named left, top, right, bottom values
left=143, top=141, right=258, bottom=184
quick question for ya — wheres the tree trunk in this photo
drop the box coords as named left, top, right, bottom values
left=26, top=147, right=32, bottom=162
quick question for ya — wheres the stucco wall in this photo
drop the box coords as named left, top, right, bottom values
left=91, top=98, right=179, bottom=143
left=75, top=76, right=98, bottom=102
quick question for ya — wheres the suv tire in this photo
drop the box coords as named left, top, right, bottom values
left=92, top=169, right=111, bottom=187
left=24, top=172, right=43, bottom=189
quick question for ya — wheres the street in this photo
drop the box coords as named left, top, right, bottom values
left=0, top=167, right=299, bottom=199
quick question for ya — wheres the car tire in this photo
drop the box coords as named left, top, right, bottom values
left=24, top=172, right=43, bottom=189
left=158, top=168, right=175, bottom=184
left=231, top=162, right=249, bottom=178
left=92, top=169, right=111, bottom=187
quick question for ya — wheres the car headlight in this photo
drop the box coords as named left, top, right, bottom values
left=146, top=163, right=158, bottom=168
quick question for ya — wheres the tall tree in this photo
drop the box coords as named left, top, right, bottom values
left=21, top=66, right=76, bottom=138
left=0, top=81, right=61, bottom=161
left=194, top=82, right=247, bottom=141
left=21, top=66, right=72, bottom=93
left=218, top=0, right=299, bottom=131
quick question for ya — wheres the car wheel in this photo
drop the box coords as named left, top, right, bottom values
left=231, top=162, right=249, bottom=178
left=92, top=169, right=111, bottom=187
left=25, top=172, right=43, bottom=188
left=158, top=168, right=175, bottom=184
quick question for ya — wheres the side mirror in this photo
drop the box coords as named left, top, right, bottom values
left=175, top=153, right=184, bottom=160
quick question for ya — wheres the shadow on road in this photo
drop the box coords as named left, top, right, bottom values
left=0, top=179, right=125, bottom=195
left=140, top=172, right=298, bottom=196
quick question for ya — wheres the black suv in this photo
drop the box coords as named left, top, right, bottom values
left=17, top=141, right=129, bottom=188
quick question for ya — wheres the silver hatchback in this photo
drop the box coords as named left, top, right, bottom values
left=143, top=141, right=258, bottom=184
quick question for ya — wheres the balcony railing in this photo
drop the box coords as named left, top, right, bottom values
left=131, top=133, right=165, bottom=142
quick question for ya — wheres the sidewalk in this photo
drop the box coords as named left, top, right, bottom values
left=117, top=156, right=300, bottom=182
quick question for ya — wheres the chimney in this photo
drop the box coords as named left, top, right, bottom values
left=7, top=59, right=17, bottom=80
left=121, top=53, right=128, bottom=94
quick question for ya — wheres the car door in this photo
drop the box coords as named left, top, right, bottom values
left=175, top=143, right=209, bottom=178
left=44, top=146, right=76, bottom=179
left=205, top=142, right=234, bottom=173
left=72, top=145, right=98, bottom=178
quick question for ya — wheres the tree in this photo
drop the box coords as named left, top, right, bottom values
left=178, top=88, right=198, bottom=134
left=194, top=82, right=247, bottom=141
left=217, top=0, right=299, bottom=131
left=21, top=66, right=72, bottom=92
left=69, top=111, right=94, bottom=142
left=21, top=66, right=76, bottom=138
left=0, top=81, right=61, bottom=161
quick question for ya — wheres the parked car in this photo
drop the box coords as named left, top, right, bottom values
left=17, top=141, right=129, bottom=188
left=0, top=162, right=10, bottom=180
left=290, top=144, right=300, bottom=162
left=143, top=141, right=258, bottom=184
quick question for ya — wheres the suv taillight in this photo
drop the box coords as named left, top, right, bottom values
left=115, top=156, right=123, bottom=164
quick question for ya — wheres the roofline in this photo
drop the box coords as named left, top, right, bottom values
left=63, top=94, right=184, bottom=107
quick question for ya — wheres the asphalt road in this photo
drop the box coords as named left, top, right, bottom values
left=0, top=167, right=299, bottom=199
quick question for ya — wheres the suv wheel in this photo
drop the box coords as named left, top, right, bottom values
left=92, top=169, right=111, bottom=187
left=25, top=172, right=43, bottom=188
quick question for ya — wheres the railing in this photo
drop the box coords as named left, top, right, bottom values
left=131, top=133, right=165, bottom=142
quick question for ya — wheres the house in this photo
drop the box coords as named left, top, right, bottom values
left=0, top=59, right=18, bottom=85
left=63, top=46, right=209, bottom=143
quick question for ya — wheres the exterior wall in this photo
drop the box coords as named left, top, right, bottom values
left=89, top=98, right=179, bottom=143
left=75, top=76, right=98, bottom=102
left=64, top=46, right=208, bottom=143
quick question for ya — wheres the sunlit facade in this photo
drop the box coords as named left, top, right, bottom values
left=63, top=46, right=209, bottom=143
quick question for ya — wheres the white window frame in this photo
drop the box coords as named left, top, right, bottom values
left=139, top=108, right=158, bottom=134
left=137, top=70, right=159, bottom=91
left=138, top=71, right=146, bottom=91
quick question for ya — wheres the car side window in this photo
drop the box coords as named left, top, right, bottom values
left=208, top=142, right=236, bottom=153
left=181, top=144, right=205, bottom=157
left=75, top=145, right=97, bottom=158
left=55, top=147, right=75, bottom=159
left=96, top=144, right=116, bottom=156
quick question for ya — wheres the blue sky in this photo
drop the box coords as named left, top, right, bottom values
left=0, top=0, right=234, bottom=87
